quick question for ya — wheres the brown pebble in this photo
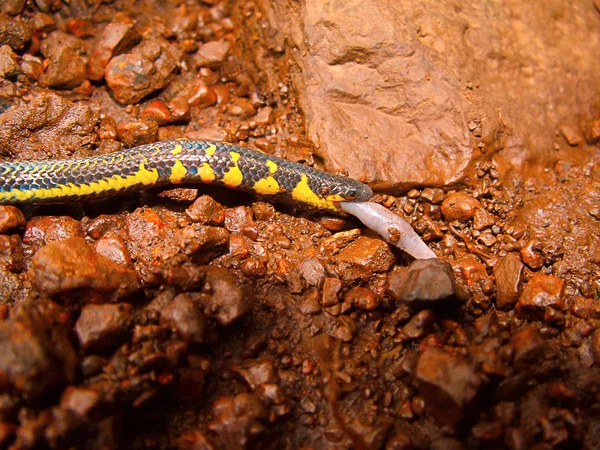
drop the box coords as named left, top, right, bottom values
left=332, top=317, right=356, bottom=342
left=472, top=207, right=496, bottom=231
left=40, top=31, right=86, bottom=89
left=321, top=277, right=342, bottom=307
left=23, top=216, right=83, bottom=249
left=421, top=188, right=444, bottom=204
left=299, top=289, right=321, bottom=315
left=29, top=237, right=140, bottom=302
left=441, top=192, right=481, bottom=222
left=93, top=235, right=132, bottom=267
left=88, top=22, right=140, bottom=81
left=232, top=359, right=276, bottom=389
left=161, top=293, right=207, bottom=343
left=254, top=106, right=274, bottom=125
left=515, top=273, right=564, bottom=319
left=388, top=259, right=465, bottom=308
left=199, top=266, right=250, bottom=325
left=75, top=303, right=133, bottom=352
left=584, top=119, right=600, bottom=144
left=0, top=300, right=77, bottom=400
left=172, top=224, right=229, bottom=263
left=194, top=39, right=230, bottom=68
left=403, top=310, right=435, bottom=339
left=229, top=97, right=257, bottom=118
left=0, top=44, right=19, bottom=79
left=0, top=234, right=24, bottom=271
left=186, top=80, right=218, bottom=109
left=334, top=236, right=395, bottom=282
left=140, top=100, right=172, bottom=125
left=116, top=120, right=158, bottom=147
left=0, top=205, right=25, bottom=233
left=493, top=252, right=523, bottom=309
left=345, top=286, right=381, bottom=311
left=558, top=125, right=582, bottom=146
left=224, top=206, right=257, bottom=240
left=105, top=39, right=181, bottom=104
left=60, top=386, right=101, bottom=417
left=416, top=347, right=481, bottom=426
left=199, top=67, right=219, bottom=85
left=186, top=195, right=225, bottom=225
left=298, top=257, right=325, bottom=288
left=510, top=327, right=545, bottom=366
left=520, top=239, right=544, bottom=269
left=0, top=13, right=32, bottom=50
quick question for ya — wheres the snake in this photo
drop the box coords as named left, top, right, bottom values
left=0, top=139, right=372, bottom=212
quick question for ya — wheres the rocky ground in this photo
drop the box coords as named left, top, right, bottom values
left=0, top=0, right=599, bottom=449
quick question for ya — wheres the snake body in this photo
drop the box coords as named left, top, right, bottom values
left=0, top=140, right=372, bottom=211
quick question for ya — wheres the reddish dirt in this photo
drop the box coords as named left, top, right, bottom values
left=0, top=1, right=599, bottom=449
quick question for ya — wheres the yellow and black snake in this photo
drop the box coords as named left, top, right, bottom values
left=0, top=139, right=372, bottom=212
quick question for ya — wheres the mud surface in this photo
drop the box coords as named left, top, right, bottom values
left=0, top=1, right=599, bottom=449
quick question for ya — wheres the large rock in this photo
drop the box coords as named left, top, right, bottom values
left=255, top=0, right=600, bottom=190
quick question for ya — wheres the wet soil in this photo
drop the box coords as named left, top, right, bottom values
left=0, top=1, right=600, bottom=449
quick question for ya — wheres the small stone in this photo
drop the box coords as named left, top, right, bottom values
left=185, top=127, right=229, bottom=142
left=0, top=13, right=33, bottom=50
left=420, top=188, right=444, bottom=204
left=2, top=0, right=26, bottom=15
left=344, top=286, right=381, bottom=311
left=416, top=347, right=481, bottom=426
left=0, top=205, right=25, bottom=233
left=493, top=253, right=523, bottom=309
left=75, top=303, right=133, bottom=352
left=402, top=310, right=435, bottom=339
left=161, top=293, right=207, bottom=343
left=584, top=119, right=600, bottom=145
left=208, top=393, right=266, bottom=446
left=186, top=81, right=218, bottom=109
left=441, top=192, right=481, bottom=222
left=558, top=125, right=583, bottom=146
left=520, top=239, right=544, bottom=269
left=140, top=100, right=172, bottom=125
left=40, top=31, right=86, bottom=89
left=229, top=97, right=257, bottom=118
left=171, top=224, right=229, bottom=263
left=93, top=235, right=132, bottom=267
left=105, top=39, right=181, bottom=104
left=0, top=300, right=77, bottom=400
left=232, top=359, right=276, bottom=389
left=198, top=267, right=250, bottom=325
left=515, top=274, right=564, bottom=319
left=299, top=289, right=321, bottom=315
left=199, top=67, right=219, bottom=85
left=510, top=327, right=545, bottom=366
left=88, top=22, right=140, bottom=81
left=477, top=231, right=496, bottom=247
left=0, top=44, right=19, bottom=79
left=332, top=317, right=356, bottom=342
left=321, top=277, right=342, bottom=307
left=194, top=39, right=230, bottom=68
left=388, top=259, right=465, bottom=308
left=186, top=195, right=225, bottom=225
left=224, top=206, right=257, bottom=239
left=29, top=237, right=141, bottom=302
left=116, top=120, right=158, bottom=147
left=254, top=106, right=274, bottom=125
left=60, top=386, right=100, bottom=417
left=334, top=236, right=395, bottom=282
left=472, top=208, right=496, bottom=231
left=298, top=257, right=325, bottom=288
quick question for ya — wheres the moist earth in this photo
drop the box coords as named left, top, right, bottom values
left=0, top=1, right=599, bottom=449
